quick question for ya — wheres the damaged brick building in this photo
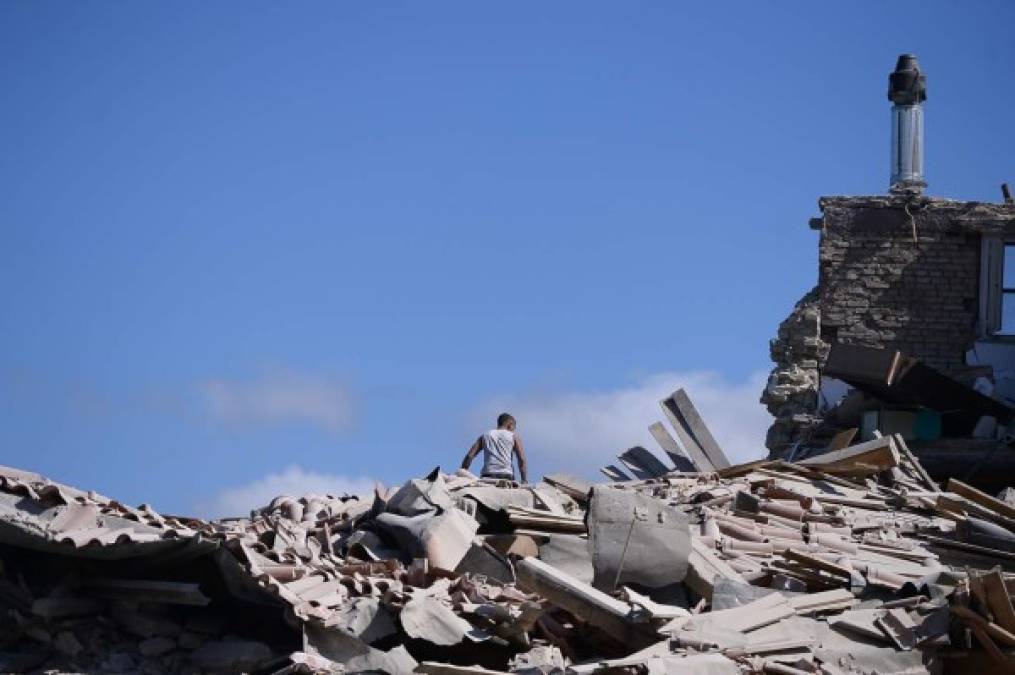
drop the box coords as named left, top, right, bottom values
left=762, top=55, right=1015, bottom=490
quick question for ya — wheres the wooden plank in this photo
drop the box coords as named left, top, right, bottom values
left=938, top=493, right=1015, bottom=531
left=823, top=343, right=902, bottom=387
left=699, top=592, right=794, bottom=633
left=619, top=446, right=671, bottom=477
left=953, top=605, right=1015, bottom=647
left=648, top=421, right=697, bottom=471
left=782, top=548, right=852, bottom=579
left=515, top=557, right=657, bottom=648
left=892, top=435, right=937, bottom=491
left=795, top=436, right=898, bottom=475
left=543, top=474, right=592, bottom=505
left=922, top=536, right=1015, bottom=562
left=981, top=569, right=1015, bottom=633
left=788, top=588, right=857, bottom=613
left=616, top=456, right=654, bottom=480
left=769, top=460, right=871, bottom=492
left=875, top=608, right=917, bottom=650
left=947, top=478, right=1015, bottom=521
left=600, top=465, right=630, bottom=482
left=716, top=458, right=775, bottom=479
left=660, top=395, right=715, bottom=472
left=669, top=389, right=730, bottom=469
left=970, top=624, right=1010, bottom=665
left=620, top=587, right=690, bottom=620
left=684, top=538, right=746, bottom=600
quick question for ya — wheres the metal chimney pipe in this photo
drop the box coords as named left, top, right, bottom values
left=888, top=54, right=927, bottom=193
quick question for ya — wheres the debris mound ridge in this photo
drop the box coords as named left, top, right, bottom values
left=0, top=446, right=1013, bottom=674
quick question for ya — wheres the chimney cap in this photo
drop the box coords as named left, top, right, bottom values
left=888, top=53, right=926, bottom=105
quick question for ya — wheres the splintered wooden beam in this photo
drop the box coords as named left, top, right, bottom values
left=947, top=477, right=1015, bottom=521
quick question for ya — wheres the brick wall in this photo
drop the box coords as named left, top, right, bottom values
left=762, top=195, right=1015, bottom=454
left=818, top=198, right=980, bottom=373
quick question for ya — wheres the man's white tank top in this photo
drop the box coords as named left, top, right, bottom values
left=481, top=429, right=515, bottom=476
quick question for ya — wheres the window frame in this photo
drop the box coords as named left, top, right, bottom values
left=980, top=236, right=1015, bottom=339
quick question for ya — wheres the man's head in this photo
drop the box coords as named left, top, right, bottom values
left=496, top=413, right=516, bottom=431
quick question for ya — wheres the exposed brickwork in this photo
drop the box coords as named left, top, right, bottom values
left=818, top=199, right=981, bottom=373
left=763, top=195, right=1015, bottom=455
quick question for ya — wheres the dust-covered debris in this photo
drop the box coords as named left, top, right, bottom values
left=2, top=424, right=1015, bottom=675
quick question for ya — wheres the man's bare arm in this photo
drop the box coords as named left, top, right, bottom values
left=461, top=437, right=483, bottom=472
left=514, top=434, right=528, bottom=484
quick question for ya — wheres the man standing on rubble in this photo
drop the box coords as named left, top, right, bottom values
left=461, top=413, right=528, bottom=483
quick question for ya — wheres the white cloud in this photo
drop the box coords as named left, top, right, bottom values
left=200, top=371, right=353, bottom=433
left=197, top=465, right=378, bottom=519
left=473, top=370, right=772, bottom=480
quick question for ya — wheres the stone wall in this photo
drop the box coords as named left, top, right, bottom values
left=763, top=195, right=1015, bottom=455
left=761, top=287, right=825, bottom=452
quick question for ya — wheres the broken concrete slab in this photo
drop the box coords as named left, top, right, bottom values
left=305, top=623, right=417, bottom=674
left=536, top=533, right=593, bottom=584
left=586, top=485, right=689, bottom=592
left=400, top=594, right=486, bottom=645
left=324, top=596, right=396, bottom=644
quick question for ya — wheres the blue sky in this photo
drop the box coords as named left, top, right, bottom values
left=2, top=2, right=1013, bottom=516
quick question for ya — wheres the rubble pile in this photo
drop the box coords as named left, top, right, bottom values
left=2, top=431, right=1015, bottom=673
left=761, top=342, right=1015, bottom=495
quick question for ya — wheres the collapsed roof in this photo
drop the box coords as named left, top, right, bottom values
left=2, top=426, right=1015, bottom=674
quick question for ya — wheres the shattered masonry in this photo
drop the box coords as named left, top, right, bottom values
left=3, top=435, right=1015, bottom=674
left=763, top=195, right=1015, bottom=456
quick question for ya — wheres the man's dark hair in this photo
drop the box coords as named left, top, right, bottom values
left=497, top=413, right=515, bottom=428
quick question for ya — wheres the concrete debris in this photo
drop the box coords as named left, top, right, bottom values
left=587, top=485, right=689, bottom=592
left=3, top=419, right=1015, bottom=675
left=400, top=594, right=486, bottom=645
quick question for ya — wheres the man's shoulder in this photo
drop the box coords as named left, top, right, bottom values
left=486, top=428, right=514, bottom=438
